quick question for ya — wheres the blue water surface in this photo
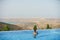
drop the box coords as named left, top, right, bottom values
left=0, top=29, right=60, bottom=40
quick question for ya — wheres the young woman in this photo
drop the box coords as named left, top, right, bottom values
left=33, top=25, right=38, bottom=38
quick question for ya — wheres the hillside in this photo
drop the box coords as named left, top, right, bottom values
left=0, top=22, right=23, bottom=31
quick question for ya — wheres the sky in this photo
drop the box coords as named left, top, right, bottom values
left=0, top=0, right=60, bottom=18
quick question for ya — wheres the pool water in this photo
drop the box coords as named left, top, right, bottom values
left=0, top=29, right=60, bottom=40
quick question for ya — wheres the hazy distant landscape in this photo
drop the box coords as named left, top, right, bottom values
left=0, top=18, right=60, bottom=31
left=0, top=0, right=60, bottom=31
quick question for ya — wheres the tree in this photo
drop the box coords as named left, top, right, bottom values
left=3, top=25, right=10, bottom=31
left=33, top=24, right=37, bottom=32
left=46, top=24, right=52, bottom=29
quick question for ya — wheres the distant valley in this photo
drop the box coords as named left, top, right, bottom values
left=0, top=18, right=60, bottom=30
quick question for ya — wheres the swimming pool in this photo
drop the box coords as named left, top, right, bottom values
left=0, top=29, right=60, bottom=40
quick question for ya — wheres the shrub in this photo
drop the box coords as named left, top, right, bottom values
left=46, top=24, right=52, bottom=29
left=3, top=25, right=10, bottom=31
left=0, top=29, right=1, bottom=31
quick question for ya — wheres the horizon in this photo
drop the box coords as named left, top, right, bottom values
left=0, top=17, right=60, bottom=19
